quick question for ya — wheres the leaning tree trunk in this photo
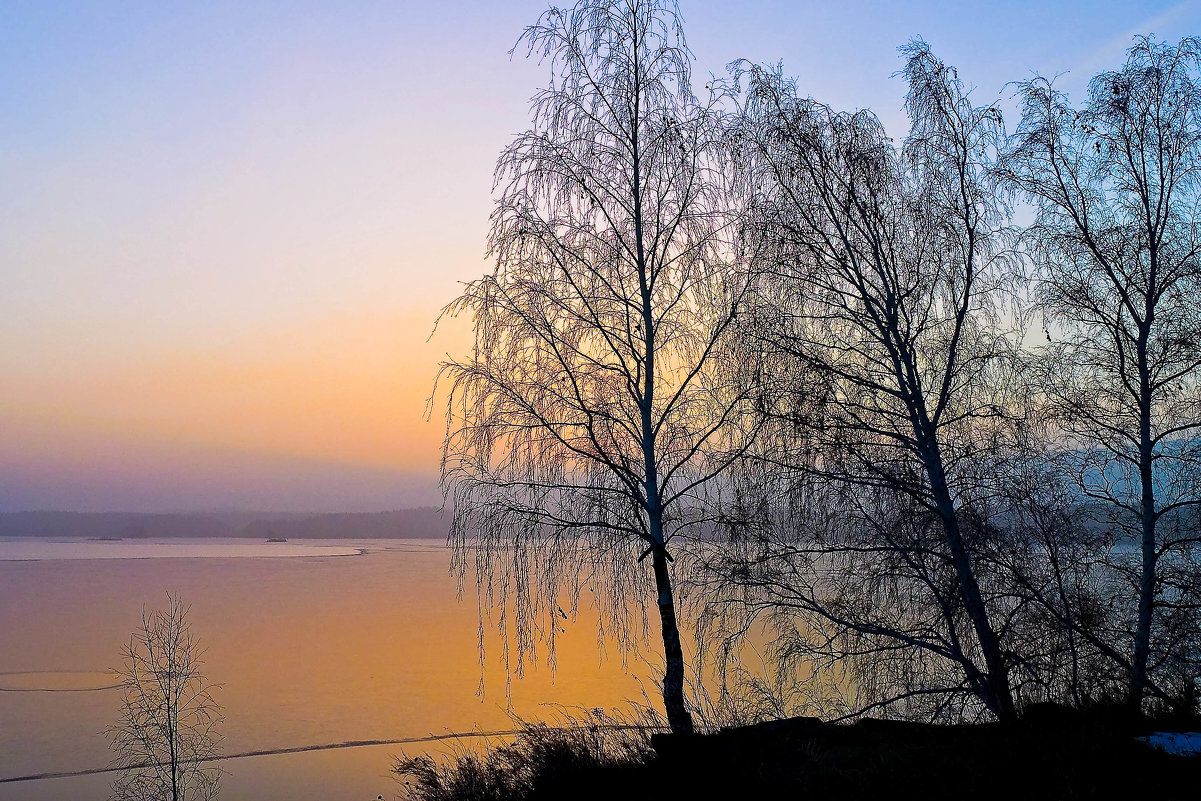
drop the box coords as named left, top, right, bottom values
left=631, top=105, right=693, bottom=735
left=649, top=509, right=695, bottom=735
left=926, top=450, right=1017, bottom=721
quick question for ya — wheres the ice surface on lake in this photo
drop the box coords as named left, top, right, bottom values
left=0, top=538, right=364, bottom=560
left=0, top=539, right=644, bottom=801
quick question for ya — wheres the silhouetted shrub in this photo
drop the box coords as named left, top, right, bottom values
left=393, top=710, right=658, bottom=801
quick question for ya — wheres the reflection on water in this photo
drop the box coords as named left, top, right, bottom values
left=0, top=539, right=650, bottom=801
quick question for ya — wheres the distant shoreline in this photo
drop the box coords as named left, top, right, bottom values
left=0, top=509, right=449, bottom=540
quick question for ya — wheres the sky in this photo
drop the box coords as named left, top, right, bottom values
left=2, top=0, right=1198, bottom=512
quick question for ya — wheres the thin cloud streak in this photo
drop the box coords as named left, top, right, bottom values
left=1077, top=0, right=1200, bottom=78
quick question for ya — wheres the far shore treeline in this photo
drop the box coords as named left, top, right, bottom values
left=0, top=508, right=448, bottom=540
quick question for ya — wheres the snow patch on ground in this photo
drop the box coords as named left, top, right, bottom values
left=1139, top=731, right=1201, bottom=755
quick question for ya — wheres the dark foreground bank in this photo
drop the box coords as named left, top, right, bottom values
left=396, top=707, right=1201, bottom=801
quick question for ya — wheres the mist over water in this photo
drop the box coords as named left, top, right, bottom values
left=0, top=539, right=648, bottom=801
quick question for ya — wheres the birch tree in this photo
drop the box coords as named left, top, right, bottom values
left=718, top=43, right=1022, bottom=720
left=1006, top=36, right=1201, bottom=710
left=108, top=594, right=222, bottom=801
left=437, top=0, right=756, bottom=734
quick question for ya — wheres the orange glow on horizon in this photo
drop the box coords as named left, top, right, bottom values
left=2, top=304, right=473, bottom=476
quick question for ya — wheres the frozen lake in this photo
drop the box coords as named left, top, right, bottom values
left=0, top=537, right=366, bottom=561
left=0, top=538, right=650, bottom=800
